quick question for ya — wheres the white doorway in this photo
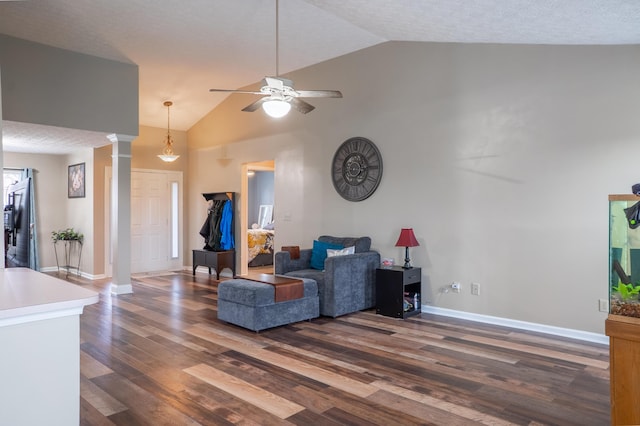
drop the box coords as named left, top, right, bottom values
left=240, top=160, right=275, bottom=276
left=105, top=168, right=183, bottom=276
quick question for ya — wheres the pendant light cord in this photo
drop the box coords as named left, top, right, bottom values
left=275, top=0, right=279, bottom=77
left=163, top=100, right=173, bottom=147
left=166, top=102, right=172, bottom=141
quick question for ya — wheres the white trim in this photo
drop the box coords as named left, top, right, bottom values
left=40, top=266, right=105, bottom=281
left=0, top=306, right=85, bottom=327
left=241, top=161, right=275, bottom=276
left=240, top=164, right=249, bottom=276
left=104, top=168, right=112, bottom=277
left=422, top=306, right=609, bottom=345
left=89, top=273, right=107, bottom=280
left=107, top=133, right=135, bottom=144
left=110, top=283, right=133, bottom=295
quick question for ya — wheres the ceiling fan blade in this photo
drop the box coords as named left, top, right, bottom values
left=241, top=97, right=268, bottom=112
left=209, top=88, right=263, bottom=95
left=289, top=98, right=315, bottom=114
left=295, top=90, right=343, bottom=98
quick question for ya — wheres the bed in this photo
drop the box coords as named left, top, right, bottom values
left=248, top=228, right=275, bottom=267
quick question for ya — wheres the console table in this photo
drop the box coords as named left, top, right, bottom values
left=192, top=249, right=235, bottom=279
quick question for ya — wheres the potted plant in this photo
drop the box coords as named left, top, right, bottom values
left=611, top=281, right=640, bottom=317
left=51, top=227, right=84, bottom=243
left=51, top=228, right=84, bottom=276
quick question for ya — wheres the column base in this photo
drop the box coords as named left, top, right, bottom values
left=110, top=283, right=133, bottom=295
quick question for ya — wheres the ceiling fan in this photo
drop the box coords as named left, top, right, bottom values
left=209, top=0, right=342, bottom=118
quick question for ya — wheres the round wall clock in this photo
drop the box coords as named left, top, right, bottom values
left=331, top=137, right=383, bottom=202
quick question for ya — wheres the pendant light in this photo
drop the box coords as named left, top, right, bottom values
left=158, top=101, right=179, bottom=162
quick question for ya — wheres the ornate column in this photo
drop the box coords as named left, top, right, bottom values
left=108, top=134, right=134, bottom=294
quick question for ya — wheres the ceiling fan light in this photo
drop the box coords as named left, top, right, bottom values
left=262, top=99, right=291, bottom=118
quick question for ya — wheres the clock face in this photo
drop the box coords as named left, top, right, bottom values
left=331, top=137, right=383, bottom=201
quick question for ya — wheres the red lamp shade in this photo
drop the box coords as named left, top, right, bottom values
left=395, top=228, right=419, bottom=248
left=395, top=228, right=419, bottom=268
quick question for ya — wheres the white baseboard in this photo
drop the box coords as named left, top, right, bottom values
left=422, top=305, right=609, bottom=345
left=40, top=266, right=105, bottom=280
left=89, top=273, right=107, bottom=280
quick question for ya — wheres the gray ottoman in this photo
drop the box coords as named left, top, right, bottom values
left=217, top=278, right=319, bottom=331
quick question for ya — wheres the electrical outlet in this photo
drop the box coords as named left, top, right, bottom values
left=451, top=282, right=461, bottom=293
left=471, top=282, right=480, bottom=296
left=599, top=299, right=608, bottom=312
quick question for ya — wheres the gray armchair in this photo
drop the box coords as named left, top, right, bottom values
left=275, top=236, right=380, bottom=317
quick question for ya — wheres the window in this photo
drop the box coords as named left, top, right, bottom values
left=3, top=169, right=23, bottom=205
left=171, top=181, right=179, bottom=258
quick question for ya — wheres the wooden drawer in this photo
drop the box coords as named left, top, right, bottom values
left=403, top=267, right=421, bottom=284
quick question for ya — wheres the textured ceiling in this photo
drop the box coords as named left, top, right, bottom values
left=2, top=121, right=111, bottom=154
left=1, top=0, right=640, bottom=154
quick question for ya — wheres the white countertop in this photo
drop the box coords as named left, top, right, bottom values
left=0, top=268, right=99, bottom=327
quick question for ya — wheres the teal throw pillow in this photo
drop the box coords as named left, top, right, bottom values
left=310, top=240, right=344, bottom=270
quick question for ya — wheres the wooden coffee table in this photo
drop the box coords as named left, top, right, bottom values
left=242, top=273, right=304, bottom=302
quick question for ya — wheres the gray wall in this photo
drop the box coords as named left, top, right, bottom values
left=188, top=41, right=640, bottom=334
left=248, top=171, right=274, bottom=227
left=0, top=34, right=140, bottom=276
left=0, top=34, right=138, bottom=135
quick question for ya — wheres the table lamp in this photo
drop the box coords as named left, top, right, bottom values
left=395, top=228, right=419, bottom=269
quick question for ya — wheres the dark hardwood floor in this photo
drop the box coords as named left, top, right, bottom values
left=61, top=271, right=610, bottom=425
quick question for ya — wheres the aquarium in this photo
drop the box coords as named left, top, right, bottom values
left=609, top=194, right=640, bottom=317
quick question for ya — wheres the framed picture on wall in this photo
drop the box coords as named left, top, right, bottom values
left=68, top=162, right=85, bottom=198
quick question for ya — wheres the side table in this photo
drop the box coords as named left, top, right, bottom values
left=376, top=266, right=421, bottom=319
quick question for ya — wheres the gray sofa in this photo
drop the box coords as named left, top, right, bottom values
left=274, top=236, right=380, bottom=317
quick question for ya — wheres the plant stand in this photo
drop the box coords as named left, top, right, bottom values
left=54, top=240, right=83, bottom=277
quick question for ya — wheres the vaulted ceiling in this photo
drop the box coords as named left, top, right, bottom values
left=1, top=0, right=640, bottom=153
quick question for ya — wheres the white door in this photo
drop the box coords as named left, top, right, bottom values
left=105, top=168, right=183, bottom=276
left=131, top=171, right=169, bottom=273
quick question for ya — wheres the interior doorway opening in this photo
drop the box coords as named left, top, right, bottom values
left=240, top=160, right=274, bottom=276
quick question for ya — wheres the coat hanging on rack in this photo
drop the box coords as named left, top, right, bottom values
left=199, top=192, right=235, bottom=251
